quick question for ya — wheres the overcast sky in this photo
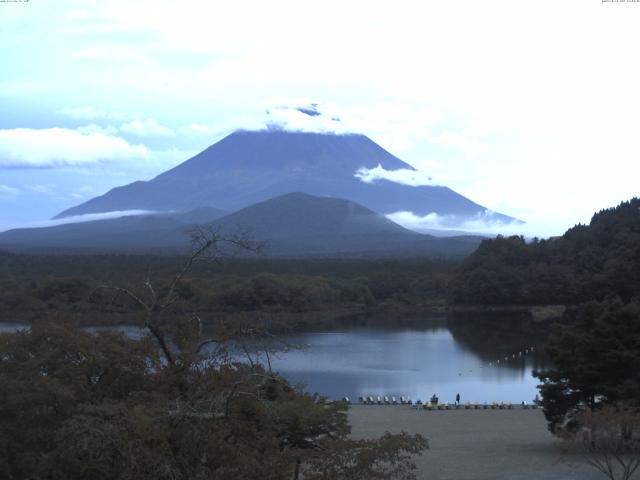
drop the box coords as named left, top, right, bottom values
left=1, top=0, right=639, bottom=236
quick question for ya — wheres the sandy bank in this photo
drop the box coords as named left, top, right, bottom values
left=348, top=405, right=601, bottom=480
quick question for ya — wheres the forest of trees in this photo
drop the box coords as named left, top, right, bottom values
left=452, top=198, right=640, bottom=306
left=0, top=321, right=427, bottom=480
left=2, top=198, right=639, bottom=477
left=0, top=254, right=455, bottom=326
left=449, top=199, right=640, bottom=438
left=0, top=232, right=428, bottom=480
left=534, top=298, right=640, bottom=432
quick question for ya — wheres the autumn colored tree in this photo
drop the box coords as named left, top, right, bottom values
left=0, top=320, right=427, bottom=480
left=1, top=228, right=427, bottom=479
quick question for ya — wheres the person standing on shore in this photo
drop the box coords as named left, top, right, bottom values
left=456, top=393, right=460, bottom=405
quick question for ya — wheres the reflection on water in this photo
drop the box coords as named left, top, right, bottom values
left=85, top=325, right=147, bottom=341
left=0, top=322, right=29, bottom=333
left=257, top=327, right=548, bottom=403
left=0, top=322, right=548, bottom=403
left=0, top=323, right=147, bottom=340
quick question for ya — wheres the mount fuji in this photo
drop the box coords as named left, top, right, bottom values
left=55, top=129, right=516, bottom=227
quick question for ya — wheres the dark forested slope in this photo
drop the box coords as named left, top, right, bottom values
left=452, top=198, right=640, bottom=305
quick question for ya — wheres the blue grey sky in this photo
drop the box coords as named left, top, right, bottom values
left=1, top=0, right=639, bottom=236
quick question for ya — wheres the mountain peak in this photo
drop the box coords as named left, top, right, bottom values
left=158, top=129, right=415, bottom=180
left=53, top=128, right=516, bottom=229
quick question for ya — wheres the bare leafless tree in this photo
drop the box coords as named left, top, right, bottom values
left=93, top=226, right=263, bottom=365
left=564, top=404, right=640, bottom=480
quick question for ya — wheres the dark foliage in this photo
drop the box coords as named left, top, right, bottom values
left=534, top=299, right=640, bottom=433
left=0, top=255, right=455, bottom=324
left=0, top=228, right=428, bottom=479
left=449, top=198, right=640, bottom=435
left=452, top=198, right=640, bottom=305
left=0, top=321, right=427, bottom=480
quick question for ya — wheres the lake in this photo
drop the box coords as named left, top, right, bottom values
left=245, top=327, right=547, bottom=404
left=0, top=323, right=547, bottom=404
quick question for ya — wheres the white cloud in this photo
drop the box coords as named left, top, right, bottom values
left=120, top=118, right=174, bottom=137
left=354, top=164, right=443, bottom=187
left=57, top=106, right=105, bottom=120
left=76, top=123, right=119, bottom=135
left=23, top=210, right=158, bottom=229
left=57, top=106, right=131, bottom=121
left=179, top=123, right=219, bottom=136
left=73, top=45, right=146, bottom=61
left=66, top=10, right=96, bottom=21
left=248, top=101, right=441, bottom=154
left=29, top=184, right=55, bottom=194
left=0, top=185, right=19, bottom=195
left=387, top=210, right=532, bottom=237
left=69, top=185, right=95, bottom=200
left=260, top=102, right=348, bottom=134
left=3, top=0, right=640, bottom=235
left=178, top=116, right=274, bottom=139
left=0, top=81, right=48, bottom=95
left=430, top=131, right=487, bottom=156
left=145, top=147, right=199, bottom=170
left=0, top=128, right=149, bottom=168
left=228, top=101, right=491, bottom=162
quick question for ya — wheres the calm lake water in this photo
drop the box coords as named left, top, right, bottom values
left=251, top=327, right=547, bottom=404
left=0, top=323, right=547, bottom=404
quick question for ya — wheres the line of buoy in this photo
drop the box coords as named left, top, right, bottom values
left=489, top=346, right=536, bottom=367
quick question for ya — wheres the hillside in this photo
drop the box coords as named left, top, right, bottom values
left=214, top=192, right=413, bottom=239
left=451, top=198, right=640, bottom=305
left=0, top=207, right=225, bottom=253
left=0, top=193, right=483, bottom=258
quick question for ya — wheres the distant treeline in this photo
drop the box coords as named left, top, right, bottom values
left=0, top=254, right=456, bottom=323
left=451, top=198, right=640, bottom=305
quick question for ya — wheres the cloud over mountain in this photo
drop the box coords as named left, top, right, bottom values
left=0, top=128, right=149, bottom=168
left=119, top=118, right=174, bottom=137
left=386, top=210, right=525, bottom=236
left=0, top=185, right=19, bottom=195
left=355, top=164, right=438, bottom=187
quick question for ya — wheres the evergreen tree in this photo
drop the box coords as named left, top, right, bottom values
left=535, top=299, right=640, bottom=432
